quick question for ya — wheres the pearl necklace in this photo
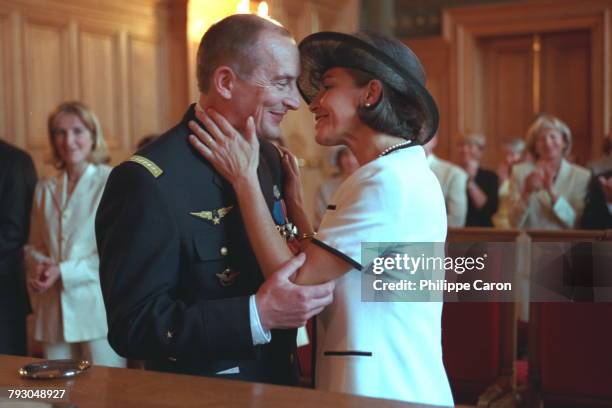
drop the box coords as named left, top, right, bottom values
left=378, top=140, right=414, bottom=158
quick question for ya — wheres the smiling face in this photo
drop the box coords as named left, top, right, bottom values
left=459, top=141, right=483, bottom=163
left=232, top=31, right=301, bottom=140
left=535, top=127, right=567, bottom=161
left=51, top=112, right=94, bottom=168
left=308, top=67, right=366, bottom=146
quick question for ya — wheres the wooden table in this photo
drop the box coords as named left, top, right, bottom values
left=0, top=354, right=440, bottom=407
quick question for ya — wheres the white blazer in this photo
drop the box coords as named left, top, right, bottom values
left=428, top=154, right=468, bottom=227
left=26, top=164, right=111, bottom=343
left=508, top=159, right=590, bottom=229
left=315, top=146, right=454, bottom=406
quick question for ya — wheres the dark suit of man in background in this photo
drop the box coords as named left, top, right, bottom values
left=582, top=135, right=612, bottom=229
left=95, top=14, right=333, bottom=384
left=0, top=139, right=37, bottom=355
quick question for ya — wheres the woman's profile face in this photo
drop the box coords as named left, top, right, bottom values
left=535, top=127, right=566, bottom=161
left=52, top=112, right=94, bottom=168
left=309, top=67, right=364, bottom=146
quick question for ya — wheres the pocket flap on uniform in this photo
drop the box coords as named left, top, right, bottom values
left=193, top=232, right=227, bottom=261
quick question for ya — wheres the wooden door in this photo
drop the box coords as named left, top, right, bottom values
left=540, top=31, right=591, bottom=164
left=481, top=34, right=534, bottom=169
left=481, top=30, right=592, bottom=167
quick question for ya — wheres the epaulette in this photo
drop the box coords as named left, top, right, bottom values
left=128, top=155, right=163, bottom=178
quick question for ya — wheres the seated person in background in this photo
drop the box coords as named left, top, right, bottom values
left=493, top=138, right=526, bottom=228
left=509, top=114, right=590, bottom=230
left=313, top=147, right=359, bottom=228
left=458, top=133, right=498, bottom=227
left=582, top=134, right=612, bottom=229
left=424, top=134, right=468, bottom=227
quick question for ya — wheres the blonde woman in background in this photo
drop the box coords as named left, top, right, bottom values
left=26, top=101, right=125, bottom=367
left=508, top=114, right=590, bottom=229
left=493, top=138, right=526, bottom=228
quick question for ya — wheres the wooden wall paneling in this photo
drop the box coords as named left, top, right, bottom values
left=481, top=35, right=533, bottom=169
left=0, top=10, right=12, bottom=142
left=117, top=30, right=130, bottom=153
left=404, top=37, right=452, bottom=159
left=79, top=26, right=123, bottom=151
left=592, top=9, right=608, bottom=160
left=22, top=15, right=71, bottom=150
left=79, top=27, right=125, bottom=149
left=155, top=0, right=189, bottom=128
left=67, top=20, right=80, bottom=99
left=541, top=30, right=591, bottom=164
left=129, top=36, right=161, bottom=157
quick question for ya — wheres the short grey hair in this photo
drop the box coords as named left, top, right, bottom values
left=196, top=14, right=292, bottom=93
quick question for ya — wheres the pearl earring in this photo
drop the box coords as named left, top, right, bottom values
left=365, top=102, right=371, bottom=108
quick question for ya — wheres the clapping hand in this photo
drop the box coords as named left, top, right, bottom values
left=523, top=169, right=544, bottom=196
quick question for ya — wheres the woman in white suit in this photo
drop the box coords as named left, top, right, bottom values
left=188, top=32, right=453, bottom=406
left=26, top=101, right=125, bottom=367
left=509, top=114, right=590, bottom=229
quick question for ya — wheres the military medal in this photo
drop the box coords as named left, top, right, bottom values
left=271, top=184, right=299, bottom=253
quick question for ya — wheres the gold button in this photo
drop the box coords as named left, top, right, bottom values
left=220, top=246, right=228, bottom=256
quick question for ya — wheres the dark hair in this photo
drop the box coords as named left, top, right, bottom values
left=196, top=14, right=291, bottom=93
left=344, top=68, right=425, bottom=140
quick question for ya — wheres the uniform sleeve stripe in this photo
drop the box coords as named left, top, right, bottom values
left=311, top=238, right=363, bottom=271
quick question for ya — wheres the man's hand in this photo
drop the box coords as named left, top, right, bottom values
left=256, top=253, right=334, bottom=330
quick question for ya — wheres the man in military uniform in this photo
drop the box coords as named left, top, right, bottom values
left=95, top=14, right=334, bottom=384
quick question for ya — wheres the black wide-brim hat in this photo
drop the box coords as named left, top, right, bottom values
left=297, top=31, right=439, bottom=145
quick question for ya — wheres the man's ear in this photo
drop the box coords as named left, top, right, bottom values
left=212, top=65, right=236, bottom=99
left=362, top=79, right=383, bottom=106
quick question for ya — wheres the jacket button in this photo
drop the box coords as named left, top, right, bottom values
left=220, top=247, right=228, bottom=256
left=289, top=354, right=294, bottom=364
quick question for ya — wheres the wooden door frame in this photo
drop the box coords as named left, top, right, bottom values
left=443, top=0, right=610, bottom=163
